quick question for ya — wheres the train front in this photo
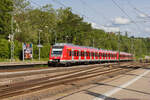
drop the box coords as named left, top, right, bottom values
left=48, top=44, right=64, bottom=66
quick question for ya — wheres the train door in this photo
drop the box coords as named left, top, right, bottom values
left=117, top=52, right=119, bottom=60
left=86, top=51, right=90, bottom=60
left=103, top=52, right=105, bottom=60
left=73, top=50, right=77, bottom=60
left=81, top=50, right=85, bottom=60
left=95, top=52, right=98, bottom=60
left=109, top=53, right=110, bottom=60
left=105, top=53, right=107, bottom=60
left=67, top=48, right=72, bottom=60
left=99, top=52, right=101, bottom=60
left=91, top=52, right=94, bottom=60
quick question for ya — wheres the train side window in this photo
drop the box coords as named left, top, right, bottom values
left=86, top=52, right=88, bottom=57
left=77, top=51, right=79, bottom=56
left=74, top=51, right=76, bottom=56
left=83, top=51, right=84, bottom=57
left=102, top=53, right=104, bottom=57
left=99, top=53, right=101, bottom=57
left=96, top=52, right=98, bottom=57
left=95, top=52, right=97, bottom=57
left=81, top=51, right=84, bottom=57
left=68, top=50, right=71, bottom=56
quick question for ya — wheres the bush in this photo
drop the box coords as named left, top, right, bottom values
left=33, top=44, right=51, bottom=59
left=41, top=44, right=50, bottom=58
left=0, top=39, right=10, bottom=59
left=14, top=40, right=22, bottom=59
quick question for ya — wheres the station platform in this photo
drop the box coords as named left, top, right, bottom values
left=0, top=61, right=47, bottom=67
left=49, top=67, right=150, bottom=100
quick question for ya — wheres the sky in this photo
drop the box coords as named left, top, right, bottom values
left=29, top=0, right=150, bottom=37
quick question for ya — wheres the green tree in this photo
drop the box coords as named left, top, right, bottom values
left=0, top=0, right=13, bottom=38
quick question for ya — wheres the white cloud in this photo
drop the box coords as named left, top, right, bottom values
left=113, top=17, right=130, bottom=25
left=100, top=26, right=120, bottom=32
left=90, top=22, right=120, bottom=32
left=145, top=27, right=150, bottom=32
left=91, top=22, right=101, bottom=29
left=138, top=13, right=147, bottom=18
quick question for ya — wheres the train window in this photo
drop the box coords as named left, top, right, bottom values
left=69, top=50, right=72, bottom=56
left=95, top=52, right=97, bottom=57
left=81, top=51, right=84, bottom=57
left=77, top=51, right=79, bottom=56
left=102, top=53, right=104, bottom=57
left=86, top=52, right=88, bottom=57
left=104, top=53, right=106, bottom=57
left=91, top=52, right=94, bottom=57
left=79, top=51, right=81, bottom=56
left=67, top=49, right=72, bottom=57
left=74, top=51, right=76, bottom=56
left=99, top=53, right=101, bottom=57
left=83, top=51, right=85, bottom=57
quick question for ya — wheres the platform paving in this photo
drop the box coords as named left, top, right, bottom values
left=47, top=68, right=150, bottom=100
left=0, top=61, right=47, bottom=67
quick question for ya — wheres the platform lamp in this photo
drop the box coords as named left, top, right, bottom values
left=38, top=29, right=43, bottom=61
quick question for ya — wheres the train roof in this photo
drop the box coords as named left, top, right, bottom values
left=53, top=43, right=132, bottom=55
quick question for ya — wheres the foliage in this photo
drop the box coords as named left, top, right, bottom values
left=0, top=0, right=13, bottom=38
left=0, top=0, right=150, bottom=60
left=0, top=39, right=10, bottom=58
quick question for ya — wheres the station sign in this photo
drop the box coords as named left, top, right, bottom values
left=37, top=44, right=43, bottom=48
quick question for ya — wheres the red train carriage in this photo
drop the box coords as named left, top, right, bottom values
left=48, top=43, right=133, bottom=66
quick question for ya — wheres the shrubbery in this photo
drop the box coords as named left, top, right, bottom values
left=0, top=39, right=10, bottom=59
left=0, top=39, right=50, bottom=60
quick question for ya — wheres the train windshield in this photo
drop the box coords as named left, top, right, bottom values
left=51, top=46, right=63, bottom=56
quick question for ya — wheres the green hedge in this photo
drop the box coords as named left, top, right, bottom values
left=0, top=39, right=51, bottom=60
left=0, top=39, right=10, bottom=59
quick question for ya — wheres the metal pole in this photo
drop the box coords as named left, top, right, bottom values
left=54, top=30, right=57, bottom=44
left=93, top=32, right=94, bottom=47
left=39, top=31, right=40, bottom=61
left=11, top=12, right=14, bottom=62
left=22, top=43, right=24, bottom=61
left=118, top=32, right=120, bottom=64
left=32, top=44, right=33, bottom=60
left=39, top=47, right=40, bottom=60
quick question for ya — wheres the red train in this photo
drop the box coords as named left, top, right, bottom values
left=48, top=43, right=133, bottom=66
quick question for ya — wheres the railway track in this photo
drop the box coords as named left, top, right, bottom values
left=0, top=63, right=119, bottom=79
left=0, top=63, right=135, bottom=99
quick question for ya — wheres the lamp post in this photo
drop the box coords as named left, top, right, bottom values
left=117, top=31, right=121, bottom=64
left=10, top=11, right=14, bottom=62
left=38, top=30, right=43, bottom=61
